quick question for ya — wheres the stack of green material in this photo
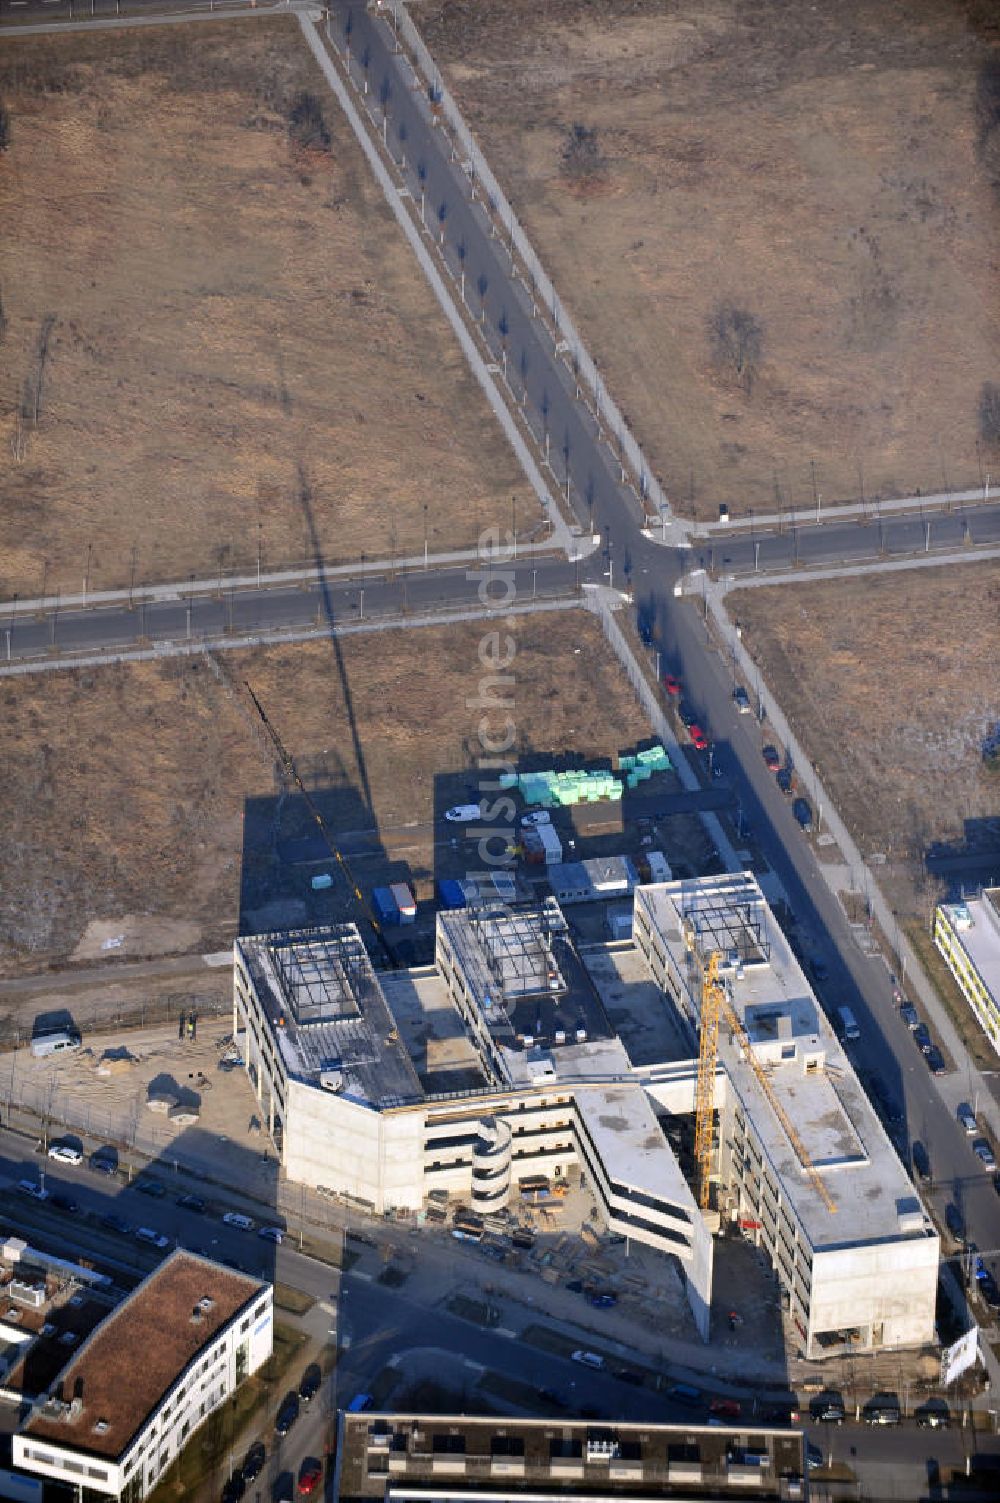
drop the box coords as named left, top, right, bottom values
left=498, top=767, right=624, bottom=806
left=619, top=743, right=672, bottom=785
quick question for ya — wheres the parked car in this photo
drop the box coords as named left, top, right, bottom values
left=615, top=1367, right=644, bottom=1385
left=298, top=1366, right=321, bottom=1404
left=135, top=1178, right=166, bottom=1199
left=911, top=1140, right=931, bottom=1182
left=223, top=1212, right=255, bottom=1231
left=135, top=1227, right=170, bottom=1250
left=48, top=1143, right=82, bottom=1166
left=221, top=1474, right=245, bottom=1503
left=90, top=1151, right=118, bottom=1176
left=571, top=1350, right=605, bottom=1370
left=733, top=685, right=752, bottom=714
left=775, top=767, right=794, bottom=795
left=913, top=1023, right=931, bottom=1053
left=900, top=1000, right=919, bottom=1029
left=241, top=1442, right=266, bottom=1484
left=678, top=699, right=697, bottom=727
left=689, top=725, right=709, bottom=752
left=297, top=1459, right=323, bottom=1496
left=667, top=1382, right=702, bottom=1408
left=17, top=1179, right=48, bottom=1201
left=945, top=1202, right=965, bottom=1240
left=520, top=810, right=551, bottom=828
left=810, top=1394, right=845, bottom=1425
left=275, top=1393, right=299, bottom=1436
left=792, top=797, right=813, bottom=831
left=926, top=1045, right=947, bottom=1075
left=915, top=1401, right=950, bottom=1429
left=100, top=1213, right=131, bottom=1235
left=258, top=1225, right=284, bottom=1244
left=177, top=1194, right=206, bottom=1213
left=50, top=1193, right=79, bottom=1214
left=973, top=1138, right=997, bottom=1170
left=709, top=1398, right=742, bottom=1419
left=806, top=1442, right=824, bottom=1471
left=588, top=1292, right=617, bottom=1308
left=761, top=745, right=781, bottom=771
left=862, top=1396, right=901, bottom=1426
left=958, top=1102, right=978, bottom=1134
left=663, top=674, right=682, bottom=696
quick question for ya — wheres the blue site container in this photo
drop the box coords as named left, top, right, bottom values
left=372, top=887, right=399, bottom=926
left=438, top=878, right=467, bottom=910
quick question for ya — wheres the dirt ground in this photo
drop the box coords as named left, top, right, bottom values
left=0, top=17, right=527, bottom=596
left=0, top=608, right=652, bottom=973
left=417, top=0, right=1000, bottom=518
left=730, top=560, right=1000, bottom=920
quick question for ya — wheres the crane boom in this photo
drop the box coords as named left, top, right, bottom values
left=721, top=995, right=838, bottom=1215
left=244, top=681, right=392, bottom=965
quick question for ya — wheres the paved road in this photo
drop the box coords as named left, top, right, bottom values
left=689, top=499, right=1000, bottom=576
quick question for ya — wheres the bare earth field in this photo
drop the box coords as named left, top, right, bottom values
left=418, top=0, right=1000, bottom=518
left=0, top=17, right=527, bottom=596
left=0, top=609, right=651, bottom=973
left=730, top=560, right=1000, bottom=920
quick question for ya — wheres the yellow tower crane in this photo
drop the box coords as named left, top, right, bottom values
left=693, top=950, right=725, bottom=1211
left=687, top=930, right=837, bottom=1217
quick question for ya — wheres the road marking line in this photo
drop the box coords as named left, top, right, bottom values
left=463, top=1359, right=485, bottom=1375
left=352, top=1270, right=373, bottom=1281
left=495, top=1326, right=517, bottom=1337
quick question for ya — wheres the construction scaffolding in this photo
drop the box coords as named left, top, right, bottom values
left=693, top=951, right=724, bottom=1211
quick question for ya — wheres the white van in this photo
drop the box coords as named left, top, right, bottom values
left=571, top=1350, right=605, bottom=1370
left=837, top=1007, right=860, bottom=1042
left=31, top=1030, right=81, bottom=1059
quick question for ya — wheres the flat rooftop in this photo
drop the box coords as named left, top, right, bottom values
left=575, top=1085, right=697, bottom=1228
left=238, top=927, right=424, bottom=1109
left=439, top=903, right=615, bottom=1055
left=24, top=1251, right=263, bottom=1460
left=377, top=968, right=486, bottom=1096
left=337, top=1412, right=806, bottom=1499
left=638, top=874, right=933, bottom=1250
left=940, top=890, right=1000, bottom=1002
left=582, top=943, right=697, bottom=1067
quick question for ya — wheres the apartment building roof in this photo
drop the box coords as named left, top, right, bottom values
left=23, top=1252, right=263, bottom=1460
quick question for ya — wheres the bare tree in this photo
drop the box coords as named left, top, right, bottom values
left=560, top=123, right=604, bottom=184
left=0, top=99, right=10, bottom=155
left=979, top=382, right=1000, bottom=450
left=709, top=303, right=764, bottom=394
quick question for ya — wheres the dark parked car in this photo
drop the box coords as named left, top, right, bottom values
left=90, top=1151, right=118, bottom=1176
left=678, top=699, right=697, bottom=728
left=177, top=1194, right=206, bottom=1213
left=900, top=1000, right=919, bottom=1029
left=221, top=1474, right=245, bottom=1503
left=926, top=1045, right=947, bottom=1075
left=298, top=1366, right=321, bottom=1404
left=615, top=1367, right=644, bottom=1385
left=100, top=1213, right=131, bottom=1235
left=945, top=1202, right=965, bottom=1240
left=792, top=797, right=813, bottom=831
left=275, top=1394, right=299, bottom=1437
left=588, top=1292, right=617, bottom=1308
left=776, top=767, right=794, bottom=795
left=863, top=1395, right=901, bottom=1426
left=241, top=1442, right=266, bottom=1484
left=915, top=1401, right=950, bottom=1429
left=762, top=745, right=781, bottom=771
left=810, top=1394, right=845, bottom=1425
left=911, top=1141, right=931, bottom=1182
left=51, top=1193, right=79, bottom=1214
left=913, top=1023, right=931, bottom=1053
left=135, top=1178, right=166, bottom=1199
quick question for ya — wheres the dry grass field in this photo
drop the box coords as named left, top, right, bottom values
left=0, top=609, right=651, bottom=973
left=731, top=560, right=1000, bottom=918
left=418, top=0, right=1000, bottom=518
left=0, top=17, right=527, bottom=596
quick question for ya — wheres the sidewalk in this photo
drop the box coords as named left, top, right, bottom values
left=692, top=485, right=991, bottom=535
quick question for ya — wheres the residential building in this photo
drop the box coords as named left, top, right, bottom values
left=333, top=1412, right=809, bottom=1501
left=13, top=1251, right=272, bottom=1502
left=934, top=891, right=1000, bottom=1058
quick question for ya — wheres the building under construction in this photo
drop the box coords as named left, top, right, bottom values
left=634, top=873, right=939, bottom=1358
left=233, top=875, right=937, bottom=1357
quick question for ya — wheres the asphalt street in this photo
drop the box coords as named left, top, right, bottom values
left=692, top=499, right=1000, bottom=576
